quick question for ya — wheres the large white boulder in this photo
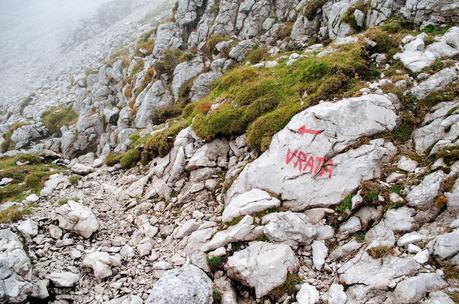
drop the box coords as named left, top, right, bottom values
left=225, top=242, right=299, bottom=298
left=226, top=94, right=398, bottom=212
left=55, top=201, right=99, bottom=238
left=146, top=265, right=213, bottom=304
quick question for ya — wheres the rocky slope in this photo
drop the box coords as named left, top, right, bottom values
left=1, top=0, right=459, bottom=303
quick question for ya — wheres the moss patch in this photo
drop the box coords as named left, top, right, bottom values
left=190, top=41, right=374, bottom=151
left=0, top=154, right=60, bottom=205
left=42, top=105, right=78, bottom=135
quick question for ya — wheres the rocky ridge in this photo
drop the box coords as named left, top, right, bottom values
left=1, top=0, right=459, bottom=303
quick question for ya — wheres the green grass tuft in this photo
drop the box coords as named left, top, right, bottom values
left=120, top=149, right=141, bottom=169
left=42, top=105, right=78, bottom=135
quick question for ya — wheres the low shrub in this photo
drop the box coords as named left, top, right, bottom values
left=245, top=47, right=268, bottom=64
left=154, top=49, right=194, bottom=77
left=205, top=35, right=230, bottom=54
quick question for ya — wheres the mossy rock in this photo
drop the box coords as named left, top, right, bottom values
left=42, top=105, right=78, bottom=135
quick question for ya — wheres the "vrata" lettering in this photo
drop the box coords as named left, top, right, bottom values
left=285, top=148, right=334, bottom=179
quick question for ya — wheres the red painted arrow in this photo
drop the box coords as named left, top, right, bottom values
left=298, top=125, right=321, bottom=136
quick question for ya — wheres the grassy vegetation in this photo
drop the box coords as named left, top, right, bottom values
left=205, top=35, right=230, bottom=54
left=303, top=0, right=327, bottom=20
left=245, top=47, right=268, bottom=64
left=0, top=154, right=60, bottom=223
left=342, top=1, right=369, bottom=31
left=135, top=31, right=155, bottom=57
left=105, top=152, right=123, bottom=166
left=336, top=195, right=352, bottom=213
left=143, top=120, right=190, bottom=161
left=269, top=274, right=302, bottom=299
left=154, top=49, right=195, bottom=77
left=0, top=205, right=33, bottom=224
left=42, top=105, right=78, bottom=135
left=1, top=122, right=30, bottom=152
left=120, top=148, right=141, bottom=169
left=188, top=40, right=374, bottom=151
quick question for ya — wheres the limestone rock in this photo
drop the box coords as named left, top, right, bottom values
left=327, top=283, right=347, bottom=304
left=393, top=273, right=447, bottom=303
left=225, top=242, right=299, bottom=298
left=82, top=252, right=120, bottom=281
left=55, top=201, right=99, bottom=238
left=262, top=211, right=317, bottom=248
left=203, top=216, right=262, bottom=252
left=429, top=229, right=459, bottom=259
left=226, top=94, right=398, bottom=212
left=135, top=80, right=174, bottom=129
left=407, top=171, right=447, bottom=210
left=312, top=240, right=328, bottom=270
left=222, top=189, right=281, bottom=223
left=146, top=265, right=213, bottom=304
left=296, top=283, right=319, bottom=304
left=48, top=272, right=80, bottom=288
left=171, top=57, right=205, bottom=100
left=410, top=67, right=458, bottom=100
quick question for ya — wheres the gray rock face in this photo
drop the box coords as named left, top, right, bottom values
left=55, top=201, right=99, bottom=238
left=393, top=273, right=447, bottom=303
left=228, top=40, right=257, bottom=61
left=146, top=265, right=213, bottom=304
left=11, top=124, right=47, bottom=149
left=401, top=0, right=459, bottom=26
left=410, top=67, right=458, bottom=100
left=429, top=229, right=459, bottom=259
left=153, top=23, right=183, bottom=56
left=324, top=0, right=353, bottom=40
left=407, top=170, right=447, bottom=210
left=176, top=0, right=205, bottom=27
left=222, top=189, right=281, bottom=222
left=134, top=80, right=174, bottom=129
left=225, top=242, right=299, bottom=298
left=262, top=212, right=317, bottom=248
left=211, top=0, right=240, bottom=36
left=203, top=216, right=262, bottom=251
left=0, top=229, right=40, bottom=303
left=413, top=101, right=459, bottom=154
left=226, top=94, right=398, bottom=212
left=190, top=71, right=222, bottom=102
left=171, top=57, right=205, bottom=100
left=338, top=251, right=420, bottom=299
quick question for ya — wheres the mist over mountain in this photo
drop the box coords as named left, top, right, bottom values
left=0, top=0, right=172, bottom=105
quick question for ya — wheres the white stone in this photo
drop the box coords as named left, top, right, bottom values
left=397, top=232, right=423, bottom=247
left=48, top=272, right=80, bottom=288
left=16, top=219, right=38, bottom=237
left=414, top=249, right=430, bottom=264
left=55, top=201, right=98, bottom=238
left=393, top=273, right=447, bottom=303
left=312, top=240, right=328, bottom=270
left=262, top=212, right=316, bottom=248
left=225, top=242, right=299, bottom=298
left=327, top=283, right=347, bottom=304
left=296, top=283, right=319, bottom=304
left=397, top=156, right=418, bottom=172
left=146, top=265, right=213, bottom=304
left=222, top=189, right=280, bottom=222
